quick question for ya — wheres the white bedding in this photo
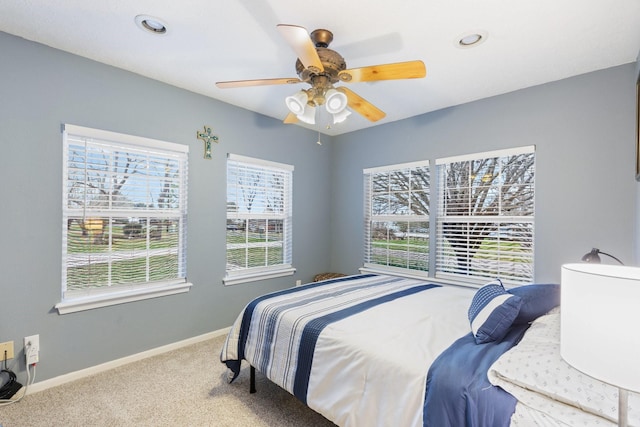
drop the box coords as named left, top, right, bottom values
left=488, top=311, right=640, bottom=426
left=221, top=275, right=477, bottom=427
left=307, top=284, right=475, bottom=427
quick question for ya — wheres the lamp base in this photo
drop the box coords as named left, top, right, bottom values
left=619, top=387, right=628, bottom=427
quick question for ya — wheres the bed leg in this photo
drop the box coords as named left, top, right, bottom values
left=250, top=365, right=256, bottom=393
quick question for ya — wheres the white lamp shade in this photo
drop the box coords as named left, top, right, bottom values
left=285, top=91, right=308, bottom=115
left=324, top=89, right=348, bottom=114
left=332, top=108, right=351, bottom=124
left=296, top=104, right=316, bottom=124
left=561, top=263, right=640, bottom=393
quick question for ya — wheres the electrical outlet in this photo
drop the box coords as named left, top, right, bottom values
left=0, top=341, right=14, bottom=360
left=295, top=280, right=302, bottom=286
left=24, top=334, right=39, bottom=365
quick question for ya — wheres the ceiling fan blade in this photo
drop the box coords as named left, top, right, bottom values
left=276, top=24, right=324, bottom=73
left=283, top=112, right=298, bottom=124
left=216, top=77, right=302, bottom=89
left=336, top=87, right=386, bottom=122
left=338, top=60, right=426, bottom=83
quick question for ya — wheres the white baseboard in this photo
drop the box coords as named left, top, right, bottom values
left=26, top=327, right=231, bottom=395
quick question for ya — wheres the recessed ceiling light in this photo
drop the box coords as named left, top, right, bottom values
left=135, top=15, right=168, bottom=35
left=460, top=34, right=482, bottom=46
left=455, top=30, right=488, bottom=49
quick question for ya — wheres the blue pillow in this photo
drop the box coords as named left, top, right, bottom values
left=468, top=279, right=522, bottom=344
left=508, top=284, right=560, bottom=325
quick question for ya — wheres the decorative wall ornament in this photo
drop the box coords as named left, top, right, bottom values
left=196, top=125, right=219, bottom=159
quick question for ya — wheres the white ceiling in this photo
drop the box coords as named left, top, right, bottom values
left=1, top=0, right=639, bottom=136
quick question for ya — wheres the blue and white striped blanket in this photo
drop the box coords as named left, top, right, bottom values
left=220, top=274, right=482, bottom=426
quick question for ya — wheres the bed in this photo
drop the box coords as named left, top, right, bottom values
left=220, top=273, right=638, bottom=426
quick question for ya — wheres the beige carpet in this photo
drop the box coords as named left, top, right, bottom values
left=0, top=335, right=337, bottom=427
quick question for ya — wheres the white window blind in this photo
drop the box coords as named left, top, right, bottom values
left=363, top=160, right=430, bottom=274
left=435, top=146, right=535, bottom=285
left=61, top=124, right=189, bottom=305
left=225, top=154, right=294, bottom=284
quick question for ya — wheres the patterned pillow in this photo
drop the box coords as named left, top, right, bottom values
left=468, top=279, right=523, bottom=344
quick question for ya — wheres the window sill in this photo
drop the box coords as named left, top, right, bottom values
left=359, top=266, right=481, bottom=290
left=223, top=267, right=296, bottom=286
left=360, top=264, right=429, bottom=280
left=55, top=281, right=193, bottom=314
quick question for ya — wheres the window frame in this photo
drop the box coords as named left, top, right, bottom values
left=56, top=124, right=191, bottom=314
left=224, top=153, right=295, bottom=285
left=362, top=160, right=430, bottom=278
left=434, top=145, right=535, bottom=286
left=360, top=146, right=536, bottom=287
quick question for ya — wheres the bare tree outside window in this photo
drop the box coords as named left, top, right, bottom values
left=437, top=149, right=535, bottom=284
left=62, top=128, right=188, bottom=298
left=364, top=148, right=534, bottom=284
left=365, top=163, right=430, bottom=272
left=226, top=156, right=292, bottom=276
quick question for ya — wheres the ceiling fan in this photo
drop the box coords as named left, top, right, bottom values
left=215, top=24, right=426, bottom=125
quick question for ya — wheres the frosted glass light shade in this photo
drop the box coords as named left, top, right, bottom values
left=324, top=89, right=348, bottom=114
left=296, top=104, right=316, bottom=124
left=332, top=108, right=351, bottom=124
left=561, top=263, right=640, bottom=393
left=285, top=91, right=308, bottom=115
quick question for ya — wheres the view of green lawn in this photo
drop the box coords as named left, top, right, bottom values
left=370, top=234, right=532, bottom=274
left=226, top=230, right=284, bottom=269
left=66, top=219, right=180, bottom=290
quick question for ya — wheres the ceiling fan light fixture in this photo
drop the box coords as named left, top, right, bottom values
left=217, top=24, right=423, bottom=126
left=324, top=89, right=348, bottom=114
left=332, top=108, right=352, bottom=124
left=296, top=104, right=316, bottom=124
left=135, top=15, right=168, bottom=35
left=285, top=90, right=309, bottom=115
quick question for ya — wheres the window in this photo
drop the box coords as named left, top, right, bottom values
left=56, top=124, right=190, bottom=314
left=435, top=146, right=535, bottom=285
left=225, top=154, right=294, bottom=285
left=363, top=161, right=430, bottom=276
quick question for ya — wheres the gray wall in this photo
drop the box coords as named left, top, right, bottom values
left=0, top=32, right=333, bottom=381
left=330, top=63, right=638, bottom=282
left=1, top=29, right=638, bottom=384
